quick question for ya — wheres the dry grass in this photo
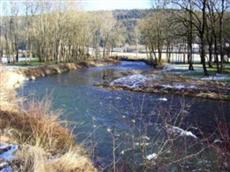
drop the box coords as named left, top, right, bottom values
left=0, top=103, right=96, bottom=172
left=22, top=63, right=80, bottom=80
left=16, top=145, right=96, bottom=172
left=21, top=59, right=118, bottom=80
left=0, top=65, right=25, bottom=112
left=0, top=66, right=97, bottom=172
left=0, top=59, right=118, bottom=85
left=0, top=101, right=74, bottom=153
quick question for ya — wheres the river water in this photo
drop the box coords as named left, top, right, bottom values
left=19, top=61, right=230, bottom=171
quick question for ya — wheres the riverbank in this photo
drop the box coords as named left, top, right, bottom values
left=110, top=55, right=157, bottom=66
left=13, top=57, right=229, bottom=101
left=2, top=59, right=229, bottom=170
left=99, top=69, right=230, bottom=101
left=0, top=64, right=98, bottom=171
left=6, top=58, right=118, bottom=81
left=12, top=60, right=230, bottom=171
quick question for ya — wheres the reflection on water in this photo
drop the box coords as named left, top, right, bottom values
left=19, top=61, right=230, bottom=171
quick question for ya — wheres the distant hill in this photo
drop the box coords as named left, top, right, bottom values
left=112, top=9, right=153, bottom=45
left=113, top=9, right=152, bottom=20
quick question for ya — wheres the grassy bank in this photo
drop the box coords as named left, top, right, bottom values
left=165, top=64, right=230, bottom=80
left=0, top=65, right=97, bottom=171
left=12, top=59, right=118, bottom=80
left=99, top=70, right=230, bottom=101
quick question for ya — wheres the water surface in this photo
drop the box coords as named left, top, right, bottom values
left=19, top=61, right=230, bottom=171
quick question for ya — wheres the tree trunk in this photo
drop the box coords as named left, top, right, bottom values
left=188, top=0, right=194, bottom=70
left=200, top=43, right=208, bottom=76
left=16, top=49, right=19, bottom=62
left=219, top=0, right=225, bottom=73
left=166, top=43, right=171, bottom=63
left=208, top=40, right=213, bottom=68
left=200, top=0, right=208, bottom=76
left=214, top=37, right=220, bottom=73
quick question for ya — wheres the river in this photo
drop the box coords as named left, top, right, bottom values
left=19, top=61, right=230, bottom=171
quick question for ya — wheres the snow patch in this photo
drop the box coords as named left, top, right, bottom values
left=107, top=128, right=112, bottom=133
left=164, top=65, right=188, bottom=71
left=201, top=74, right=230, bottom=81
left=213, top=139, right=222, bottom=144
left=158, top=97, right=168, bottom=102
left=146, top=153, right=158, bottom=160
left=163, top=64, right=203, bottom=72
left=141, top=136, right=150, bottom=141
left=162, top=84, right=196, bottom=90
left=135, top=142, right=150, bottom=146
left=0, top=144, right=18, bottom=161
left=110, top=74, right=150, bottom=89
left=115, top=96, right=121, bottom=100
left=166, top=125, right=198, bottom=139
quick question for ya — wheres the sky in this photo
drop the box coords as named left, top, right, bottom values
left=80, top=0, right=152, bottom=11
left=0, top=0, right=153, bottom=16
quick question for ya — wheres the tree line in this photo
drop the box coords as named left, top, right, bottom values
left=139, top=0, right=230, bottom=75
left=1, top=0, right=230, bottom=76
left=0, top=1, right=124, bottom=64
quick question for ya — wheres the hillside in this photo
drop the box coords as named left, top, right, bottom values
left=112, top=9, right=152, bottom=45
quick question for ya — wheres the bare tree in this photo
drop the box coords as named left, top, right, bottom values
left=172, top=0, right=209, bottom=75
left=139, top=10, right=170, bottom=65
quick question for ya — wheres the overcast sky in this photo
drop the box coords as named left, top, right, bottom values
left=81, top=0, right=152, bottom=10
left=0, top=0, right=153, bottom=16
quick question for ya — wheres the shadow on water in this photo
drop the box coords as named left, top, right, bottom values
left=19, top=61, right=230, bottom=171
